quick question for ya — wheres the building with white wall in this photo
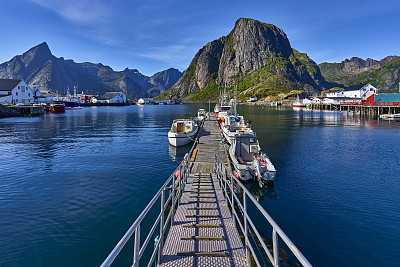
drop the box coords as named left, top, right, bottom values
left=0, top=79, right=34, bottom=104
left=326, top=84, right=377, bottom=100
left=96, top=92, right=126, bottom=104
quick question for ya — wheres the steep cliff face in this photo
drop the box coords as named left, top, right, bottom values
left=166, top=18, right=331, bottom=100
left=0, top=42, right=182, bottom=98
left=319, top=56, right=400, bottom=91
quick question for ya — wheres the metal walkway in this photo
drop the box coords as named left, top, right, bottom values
left=159, top=118, right=247, bottom=266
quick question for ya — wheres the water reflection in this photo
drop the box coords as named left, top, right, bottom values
left=168, top=143, right=192, bottom=161
left=245, top=182, right=277, bottom=202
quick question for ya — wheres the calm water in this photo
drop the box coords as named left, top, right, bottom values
left=1, top=105, right=399, bottom=266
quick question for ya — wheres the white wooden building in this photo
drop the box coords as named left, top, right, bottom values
left=96, top=92, right=127, bottom=104
left=0, top=79, right=34, bottom=104
left=326, top=84, right=377, bottom=100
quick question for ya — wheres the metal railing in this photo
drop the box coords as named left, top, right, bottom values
left=100, top=129, right=201, bottom=267
left=215, top=155, right=312, bottom=267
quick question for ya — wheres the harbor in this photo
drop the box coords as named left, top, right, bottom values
left=1, top=104, right=400, bottom=267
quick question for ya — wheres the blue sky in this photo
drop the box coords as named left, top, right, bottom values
left=1, top=0, right=400, bottom=76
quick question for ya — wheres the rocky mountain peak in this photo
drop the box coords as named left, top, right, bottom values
left=167, top=18, right=328, bottom=100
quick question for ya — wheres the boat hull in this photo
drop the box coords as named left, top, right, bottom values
left=50, top=104, right=65, bottom=112
left=168, top=128, right=198, bottom=147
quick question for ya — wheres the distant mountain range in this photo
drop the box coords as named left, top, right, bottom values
left=1, top=20, right=399, bottom=101
left=0, top=42, right=183, bottom=98
left=318, top=56, right=400, bottom=91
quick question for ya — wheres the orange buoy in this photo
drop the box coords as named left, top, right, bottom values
left=175, top=169, right=180, bottom=179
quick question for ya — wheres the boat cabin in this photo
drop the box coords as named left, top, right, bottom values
left=234, top=134, right=260, bottom=164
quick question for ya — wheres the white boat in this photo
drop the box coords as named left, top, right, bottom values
left=293, top=95, right=306, bottom=108
left=168, top=119, right=199, bottom=147
left=216, top=105, right=233, bottom=125
left=229, top=133, right=276, bottom=185
left=380, top=114, right=400, bottom=120
left=221, top=115, right=254, bottom=145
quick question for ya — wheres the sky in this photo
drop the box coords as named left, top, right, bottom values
left=0, top=0, right=400, bottom=76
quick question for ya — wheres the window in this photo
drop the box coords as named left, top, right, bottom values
left=18, top=86, right=20, bottom=89
left=28, top=93, right=30, bottom=97
left=16, top=92, right=18, bottom=96
left=22, top=86, right=25, bottom=92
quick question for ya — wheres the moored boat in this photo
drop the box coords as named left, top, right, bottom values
left=168, top=119, right=199, bottom=147
left=293, top=96, right=306, bottom=108
left=221, top=115, right=254, bottom=145
left=50, top=100, right=65, bottom=112
left=229, top=133, right=276, bottom=186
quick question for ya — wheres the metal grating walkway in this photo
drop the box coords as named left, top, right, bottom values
left=158, top=173, right=247, bottom=266
left=159, top=118, right=248, bottom=267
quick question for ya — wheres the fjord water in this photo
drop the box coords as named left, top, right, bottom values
left=0, top=105, right=399, bottom=266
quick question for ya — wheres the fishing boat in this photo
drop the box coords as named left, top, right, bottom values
left=49, top=100, right=65, bottom=112
left=216, top=105, right=233, bottom=125
left=168, top=119, right=199, bottom=147
left=229, top=133, right=276, bottom=186
left=293, top=96, right=306, bottom=108
left=221, top=115, right=254, bottom=145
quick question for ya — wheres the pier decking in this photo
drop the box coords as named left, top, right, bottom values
left=159, top=118, right=248, bottom=267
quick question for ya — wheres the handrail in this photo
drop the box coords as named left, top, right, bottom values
left=215, top=155, right=312, bottom=267
left=100, top=120, right=203, bottom=267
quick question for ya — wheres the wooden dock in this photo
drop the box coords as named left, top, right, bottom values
left=159, top=117, right=248, bottom=267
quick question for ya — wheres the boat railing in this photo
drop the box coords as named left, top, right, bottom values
left=100, top=133, right=200, bottom=267
left=215, top=155, right=312, bottom=267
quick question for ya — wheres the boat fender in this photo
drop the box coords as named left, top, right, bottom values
left=232, top=170, right=240, bottom=179
left=175, top=170, right=180, bottom=179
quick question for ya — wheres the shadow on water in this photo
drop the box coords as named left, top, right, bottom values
left=244, top=182, right=277, bottom=202
left=167, top=143, right=192, bottom=162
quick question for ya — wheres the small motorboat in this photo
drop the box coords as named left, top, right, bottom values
left=50, top=100, right=65, bottom=112
left=221, top=115, right=254, bottom=145
left=168, top=119, right=199, bottom=147
left=229, top=133, right=276, bottom=186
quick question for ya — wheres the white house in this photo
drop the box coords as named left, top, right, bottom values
left=0, top=79, right=34, bottom=104
left=326, top=84, right=377, bottom=100
left=96, top=92, right=127, bottom=104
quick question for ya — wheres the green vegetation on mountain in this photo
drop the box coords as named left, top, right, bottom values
left=161, top=18, right=332, bottom=101
left=319, top=56, right=400, bottom=92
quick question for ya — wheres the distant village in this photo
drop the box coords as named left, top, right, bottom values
left=1, top=78, right=400, bottom=117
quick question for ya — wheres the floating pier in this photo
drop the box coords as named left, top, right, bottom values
left=101, top=114, right=312, bottom=267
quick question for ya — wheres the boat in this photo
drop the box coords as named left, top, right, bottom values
left=229, top=133, right=276, bottom=186
left=216, top=105, right=233, bottom=125
left=380, top=114, right=400, bottom=120
left=220, top=115, right=254, bottom=145
left=168, top=119, right=199, bottom=147
left=50, top=100, right=65, bottom=112
left=293, top=96, right=306, bottom=108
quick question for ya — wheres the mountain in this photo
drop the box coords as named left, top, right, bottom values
left=0, top=42, right=183, bottom=98
left=161, top=18, right=333, bottom=101
left=319, top=56, right=400, bottom=91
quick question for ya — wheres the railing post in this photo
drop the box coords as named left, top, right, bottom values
left=273, top=229, right=280, bottom=267
left=158, top=190, right=165, bottom=263
left=243, top=192, right=249, bottom=265
left=171, top=169, right=175, bottom=227
left=133, top=225, right=140, bottom=267
left=231, top=174, right=235, bottom=227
